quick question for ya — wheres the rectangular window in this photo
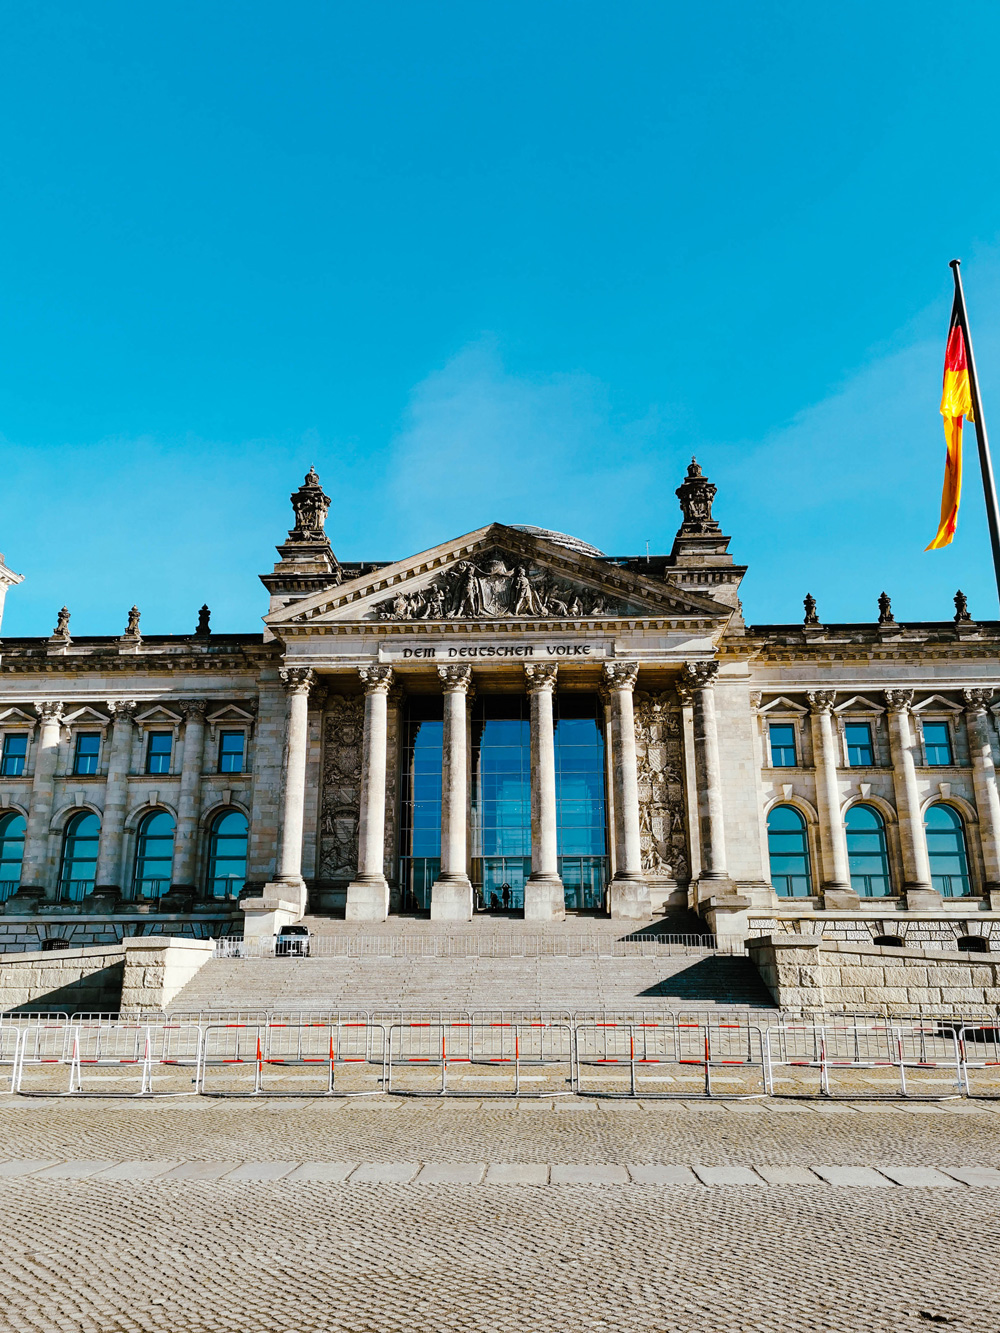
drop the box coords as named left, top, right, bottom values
left=73, top=733, right=101, bottom=776
left=145, top=732, right=173, bottom=774
left=768, top=722, right=797, bottom=767
left=218, top=731, right=245, bottom=774
left=922, top=720, right=953, bottom=766
left=0, top=735, right=27, bottom=777
left=845, top=722, right=875, bottom=767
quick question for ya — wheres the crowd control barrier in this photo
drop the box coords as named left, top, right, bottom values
left=384, top=1019, right=575, bottom=1097
left=574, top=1019, right=766, bottom=1099
left=958, top=1023, right=1000, bottom=1098
left=762, top=1023, right=963, bottom=1099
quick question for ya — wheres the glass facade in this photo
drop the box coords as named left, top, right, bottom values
left=845, top=803, right=891, bottom=896
left=0, top=812, right=25, bottom=899
left=472, top=696, right=531, bottom=909
left=554, top=694, right=607, bottom=909
left=767, top=804, right=812, bottom=896
left=133, top=811, right=175, bottom=898
left=1, top=734, right=27, bottom=777
left=925, top=803, right=971, bottom=896
left=73, top=732, right=101, bottom=775
left=398, top=699, right=443, bottom=910
left=922, top=721, right=953, bottom=767
left=59, top=811, right=100, bottom=901
left=207, top=809, right=248, bottom=896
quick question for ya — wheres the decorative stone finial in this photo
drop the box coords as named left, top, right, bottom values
left=877, top=591, right=895, bottom=625
left=195, top=604, right=211, bottom=637
left=287, top=467, right=331, bottom=543
left=954, top=589, right=972, bottom=623
left=124, top=606, right=141, bottom=639
left=51, top=606, right=71, bottom=641
left=675, top=458, right=721, bottom=536
left=803, top=593, right=819, bottom=625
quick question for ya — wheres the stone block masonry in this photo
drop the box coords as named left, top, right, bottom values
left=0, top=937, right=213, bottom=1013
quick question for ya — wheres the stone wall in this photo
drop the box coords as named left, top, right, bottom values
left=0, top=937, right=214, bottom=1013
left=748, top=914, right=1000, bottom=948
left=0, top=914, right=236, bottom=955
left=748, top=933, right=1000, bottom=1015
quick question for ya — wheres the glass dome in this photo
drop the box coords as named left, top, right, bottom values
left=509, top=526, right=605, bottom=558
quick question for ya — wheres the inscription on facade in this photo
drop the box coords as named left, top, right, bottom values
left=388, top=642, right=605, bottom=660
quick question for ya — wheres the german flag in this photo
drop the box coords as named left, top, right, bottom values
left=926, top=298, right=974, bottom=550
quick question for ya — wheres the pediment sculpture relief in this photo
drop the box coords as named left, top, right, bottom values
left=370, top=554, right=629, bottom=621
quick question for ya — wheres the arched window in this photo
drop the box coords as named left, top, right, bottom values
left=957, top=934, right=989, bottom=953
left=845, top=804, right=891, bottom=896
left=207, top=809, right=248, bottom=898
left=133, top=811, right=175, bottom=899
left=59, top=811, right=100, bottom=901
left=0, top=812, right=26, bottom=900
left=925, top=804, right=971, bottom=897
left=872, top=934, right=903, bottom=948
left=767, top=805, right=812, bottom=897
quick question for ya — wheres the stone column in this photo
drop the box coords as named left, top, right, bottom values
left=171, top=700, right=208, bottom=893
left=885, top=690, right=936, bottom=908
left=681, top=663, right=730, bottom=884
left=524, top=663, right=565, bottom=922
left=431, top=665, right=474, bottom=921
left=95, top=701, right=138, bottom=894
left=346, top=664, right=394, bottom=921
left=806, top=691, right=856, bottom=908
left=604, top=661, right=650, bottom=919
left=266, top=667, right=314, bottom=917
left=964, top=689, right=1000, bottom=899
left=20, top=702, right=64, bottom=898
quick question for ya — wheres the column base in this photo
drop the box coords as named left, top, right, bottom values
left=260, top=876, right=307, bottom=917
left=822, top=887, right=861, bottom=910
left=905, top=887, right=942, bottom=911
left=430, top=875, right=473, bottom=922
left=345, top=876, right=389, bottom=921
left=608, top=876, right=652, bottom=920
left=524, top=875, right=566, bottom=922
left=242, top=899, right=303, bottom=940
left=698, top=890, right=751, bottom=947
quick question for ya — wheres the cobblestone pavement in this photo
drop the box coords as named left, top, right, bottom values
left=0, top=1100, right=999, bottom=1331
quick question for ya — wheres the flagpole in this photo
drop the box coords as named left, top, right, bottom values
left=949, top=259, right=1000, bottom=610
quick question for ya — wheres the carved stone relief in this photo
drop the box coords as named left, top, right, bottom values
left=370, top=550, right=631, bottom=621
left=634, top=691, right=689, bottom=881
left=319, top=695, right=364, bottom=882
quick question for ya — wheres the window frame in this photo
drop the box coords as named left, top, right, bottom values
left=72, top=731, right=103, bottom=777
left=131, top=809, right=177, bottom=900
left=917, top=717, right=956, bottom=768
left=844, top=801, right=894, bottom=897
left=766, top=721, right=798, bottom=769
left=924, top=801, right=973, bottom=897
left=144, top=731, right=174, bottom=776
left=206, top=807, right=249, bottom=898
left=0, top=810, right=26, bottom=898
left=217, top=729, right=247, bottom=775
left=0, top=731, right=30, bottom=778
left=842, top=719, right=877, bottom=768
left=766, top=803, right=814, bottom=897
left=58, top=809, right=101, bottom=902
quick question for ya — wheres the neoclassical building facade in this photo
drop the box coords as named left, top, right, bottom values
left=0, top=462, right=999, bottom=950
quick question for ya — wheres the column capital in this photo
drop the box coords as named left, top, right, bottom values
left=437, top=664, right=474, bottom=694
left=33, top=700, right=64, bottom=723
left=107, top=699, right=138, bottom=722
left=602, top=661, right=639, bottom=693
left=807, top=689, right=837, bottom=714
left=279, top=667, right=315, bottom=695
left=358, top=664, right=394, bottom=695
left=963, top=687, right=995, bottom=716
left=525, top=662, right=558, bottom=694
left=884, top=688, right=915, bottom=714
left=179, top=699, right=208, bottom=722
left=680, top=661, right=718, bottom=692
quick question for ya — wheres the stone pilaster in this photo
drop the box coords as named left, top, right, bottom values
left=430, top=665, right=474, bottom=921
left=171, top=700, right=208, bottom=891
left=807, top=690, right=857, bottom=909
left=603, top=661, right=650, bottom=919
left=95, top=701, right=138, bottom=894
left=20, top=702, right=63, bottom=898
left=885, top=690, right=936, bottom=909
left=963, top=689, right=1000, bottom=899
left=524, top=662, right=565, bottom=922
left=345, top=664, right=394, bottom=921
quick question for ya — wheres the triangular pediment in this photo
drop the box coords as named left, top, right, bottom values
left=206, top=704, right=256, bottom=725
left=63, top=706, right=112, bottom=728
left=266, top=523, right=732, bottom=630
left=135, top=705, right=183, bottom=727
left=0, top=707, right=36, bottom=726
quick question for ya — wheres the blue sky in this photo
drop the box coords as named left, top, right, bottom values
left=3, top=1, right=1000, bottom=635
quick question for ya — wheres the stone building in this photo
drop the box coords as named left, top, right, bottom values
left=0, top=461, right=999, bottom=952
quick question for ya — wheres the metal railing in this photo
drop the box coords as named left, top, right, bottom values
left=212, top=931, right=732, bottom=959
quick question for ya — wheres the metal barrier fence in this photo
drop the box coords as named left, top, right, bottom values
left=212, top=932, right=738, bottom=960
left=1, top=1013, right=997, bottom=1099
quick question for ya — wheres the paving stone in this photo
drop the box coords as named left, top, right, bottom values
left=753, top=1165, right=823, bottom=1185
left=810, top=1166, right=896, bottom=1186
left=550, top=1164, right=630, bottom=1185
left=692, top=1165, right=766, bottom=1186
left=221, top=1161, right=300, bottom=1182
left=350, top=1162, right=420, bottom=1184
left=625, top=1164, right=699, bottom=1185
left=285, top=1162, right=357, bottom=1182
left=939, top=1166, right=1000, bottom=1186
left=161, top=1161, right=243, bottom=1180
left=875, top=1166, right=965, bottom=1187
left=93, top=1160, right=181, bottom=1180
left=0, top=1159, right=61, bottom=1177
left=484, top=1163, right=549, bottom=1185
left=415, top=1163, right=486, bottom=1184
left=27, top=1160, right=120, bottom=1180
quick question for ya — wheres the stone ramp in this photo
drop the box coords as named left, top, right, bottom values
left=168, top=952, right=774, bottom=1013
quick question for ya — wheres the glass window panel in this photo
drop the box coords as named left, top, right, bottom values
left=145, top=732, right=173, bottom=774
left=133, top=810, right=176, bottom=898
left=73, top=733, right=101, bottom=776
left=767, top=804, right=812, bottom=897
left=768, top=723, right=797, bottom=768
left=925, top=802, right=970, bottom=896
left=921, top=721, right=954, bottom=767
left=218, top=731, right=245, bottom=774
left=1, top=734, right=27, bottom=777
left=208, top=809, right=248, bottom=897
left=0, top=813, right=25, bottom=896
left=845, top=803, right=891, bottom=895
left=59, top=811, right=100, bottom=901
left=844, top=722, right=875, bottom=767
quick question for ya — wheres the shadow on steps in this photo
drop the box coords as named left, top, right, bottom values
left=639, top=956, right=775, bottom=1007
